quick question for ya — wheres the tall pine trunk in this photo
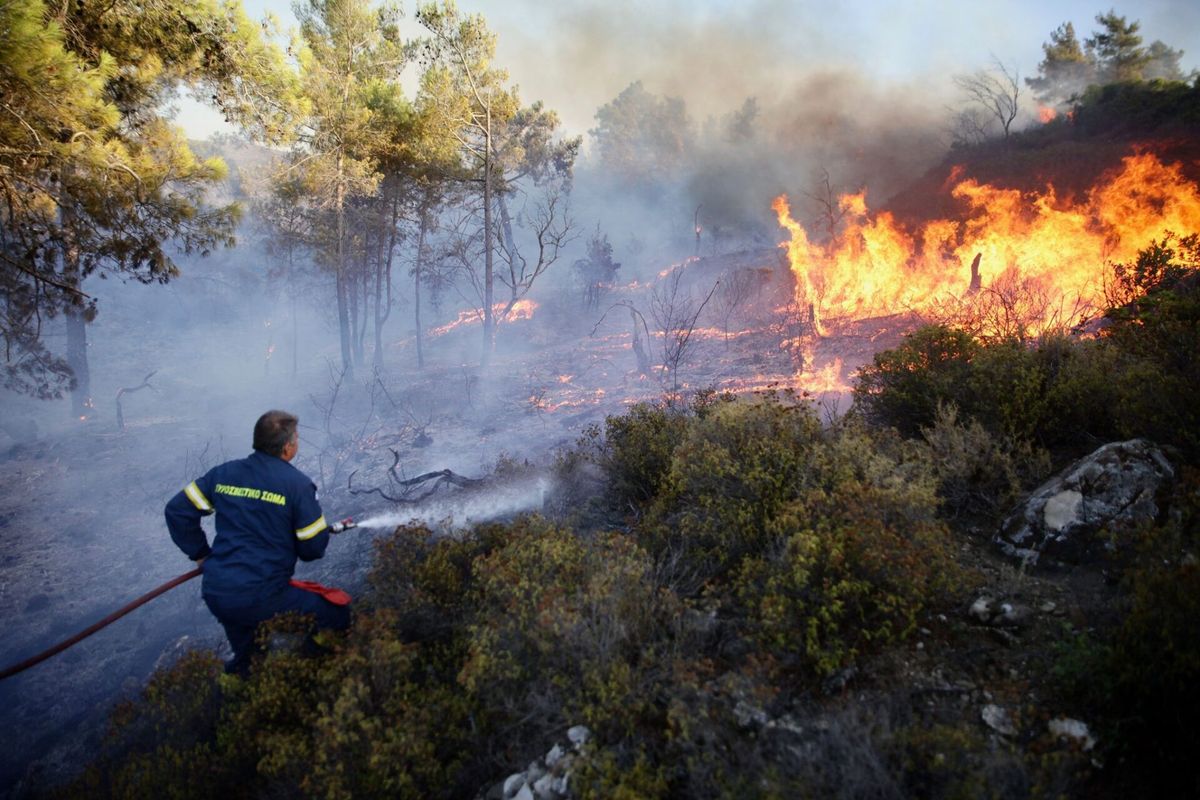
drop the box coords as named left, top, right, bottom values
left=60, top=201, right=90, bottom=419
left=335, top=154, right=354, bottom=381
left=414, top=202, right=430, bottom=370
left=374, top=192, right=398, bottom=369
left=482, top=108, right=494, bottom=361
left=349, top=236, right=365, bottom=366
left=289, top=251, right=298, bottom=377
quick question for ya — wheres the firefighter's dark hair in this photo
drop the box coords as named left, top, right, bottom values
left=254, top=410, right=298, bottom=456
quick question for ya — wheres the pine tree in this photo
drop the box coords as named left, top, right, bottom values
left=416, top=0, right=519, bottom=357
left=1143, top=40, right=1187, bottom=81
left=417, top=1, right=578, bottom=356
left=1025, top=21, right=1095, bottom=108
left=1087, top=11, right=1151, bottom=83
left=292, top=0, right=406, bottom=380
left=0, top=0, right=294, bottom=410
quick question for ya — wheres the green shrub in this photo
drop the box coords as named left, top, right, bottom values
left=596, top=402, right=690, bottom=515
left=645, top=397, right=825, bottom=585
left=1103, top=233, right=1200, bottom=456
left=1072, top=80, right=1200, bottom=137
left=572, top=746, right=670, bottom=800
left=458, top=517, right=670, bottom=749
left=366, top=522, right=512, bottom=642
left=554, top=391, right=734, bottom=522
left=922, top=402, right=1050, bottom=519
left=733, top=482, right=955, bottom=678
left=1052, top=471, right=1200, bottom=796
left=1034, top=334, right=1123, bottom=447
left=853, top=325, right=980, bottom=437
left=60, top=651, right=228, bottom=799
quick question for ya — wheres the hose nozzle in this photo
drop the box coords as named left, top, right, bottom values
left=329, top=517, right=356, bottom=534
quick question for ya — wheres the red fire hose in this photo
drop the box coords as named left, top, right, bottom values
left=0, top=567, right=202, bottom=681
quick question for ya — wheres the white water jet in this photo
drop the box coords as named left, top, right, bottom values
left=351, top=474, right=552, bottom=533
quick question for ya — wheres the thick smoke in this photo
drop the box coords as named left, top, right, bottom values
left=561, top=66, right=952, bottom=283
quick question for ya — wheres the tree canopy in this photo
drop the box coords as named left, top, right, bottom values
left=0, top=0, right=294, bottom=404
left=1027, top=10, right=1193, bottom=109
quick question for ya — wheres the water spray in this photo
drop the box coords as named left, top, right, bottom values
left=350, top=474, right=552, bottom=534
left=0, top=473, right=552, bottom=679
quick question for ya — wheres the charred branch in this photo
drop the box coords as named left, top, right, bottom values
left=115, top=370, right=157, bottom=432
left=347, top=448, right=481, bottom=504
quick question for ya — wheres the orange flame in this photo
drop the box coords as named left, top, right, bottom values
left=774, top=153, right=1200, bottom=338
left=429, top=299, right=539, bottom=337
left=1037, top=106, right=1057, bottom=124
left=793, top=356, right=849, bottom=396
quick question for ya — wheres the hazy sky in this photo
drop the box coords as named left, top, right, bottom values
left=178, top=0, right=1200, bottom=140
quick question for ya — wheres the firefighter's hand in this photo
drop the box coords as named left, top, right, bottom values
left=195, top=557, right=207, bottom=569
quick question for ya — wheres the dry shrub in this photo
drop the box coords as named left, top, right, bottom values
left=921, top=402, right=1050, bottom=519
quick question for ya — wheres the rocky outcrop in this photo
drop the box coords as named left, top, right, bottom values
left=996, top=439, right=1174, bottom=565
left=484, top=726, right=592, bottom=800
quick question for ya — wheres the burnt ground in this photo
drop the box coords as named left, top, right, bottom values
left=0, top=248, right=1122, bottom=796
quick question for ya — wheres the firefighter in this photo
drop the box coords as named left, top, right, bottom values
left=165, top=409, right=350, bottom=675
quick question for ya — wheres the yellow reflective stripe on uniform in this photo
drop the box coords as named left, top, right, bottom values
left=295, top=515, right=327, bottom=541
left=184, top=481, right=213, bottom=512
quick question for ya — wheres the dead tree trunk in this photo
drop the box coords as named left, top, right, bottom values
left=631, top=307, right=651, bottom=375
left=115, top=371, right=156, bottom=432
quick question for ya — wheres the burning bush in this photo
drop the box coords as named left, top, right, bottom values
left=855, top=233, right=1200, bottom=462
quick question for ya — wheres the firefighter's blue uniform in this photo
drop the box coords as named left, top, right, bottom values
left=165, top=449, right=350, bottom=674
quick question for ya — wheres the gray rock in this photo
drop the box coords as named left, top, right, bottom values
left=531, top=773, right=557, bottom=800
left=733, top=700, right=769, bottom=728
left=968, top=596, right=1030, bottom=628
left=544, top=743, right=566, bottom=768
left=982, top=703, right=1017, bottom=736
left=567, top=725, right=592, bottom=749
left=502, top=773, right=526, bottom=799
left=1048, top=717, right=1096, bottom=751
left=969, top=596, right=995, bottom=624
left=996, top=439, right=1174, bottom=565
left=765, top=714, right=804, bottom=736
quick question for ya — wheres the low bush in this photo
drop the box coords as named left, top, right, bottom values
left=922, top=402, right=1051, bottom=519
left=853, top=325, right=980, bottom=438
left=733, top=481, right=955, bottom=678
left=1052, top=470, right=1200, bottom=797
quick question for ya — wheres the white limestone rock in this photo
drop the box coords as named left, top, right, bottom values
left=996, top=439, right=1174, bottom=565
left=982, top=704, right=1017, bottom=736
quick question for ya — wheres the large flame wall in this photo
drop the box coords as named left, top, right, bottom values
left=774, top=153, right=1200, bottom=336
